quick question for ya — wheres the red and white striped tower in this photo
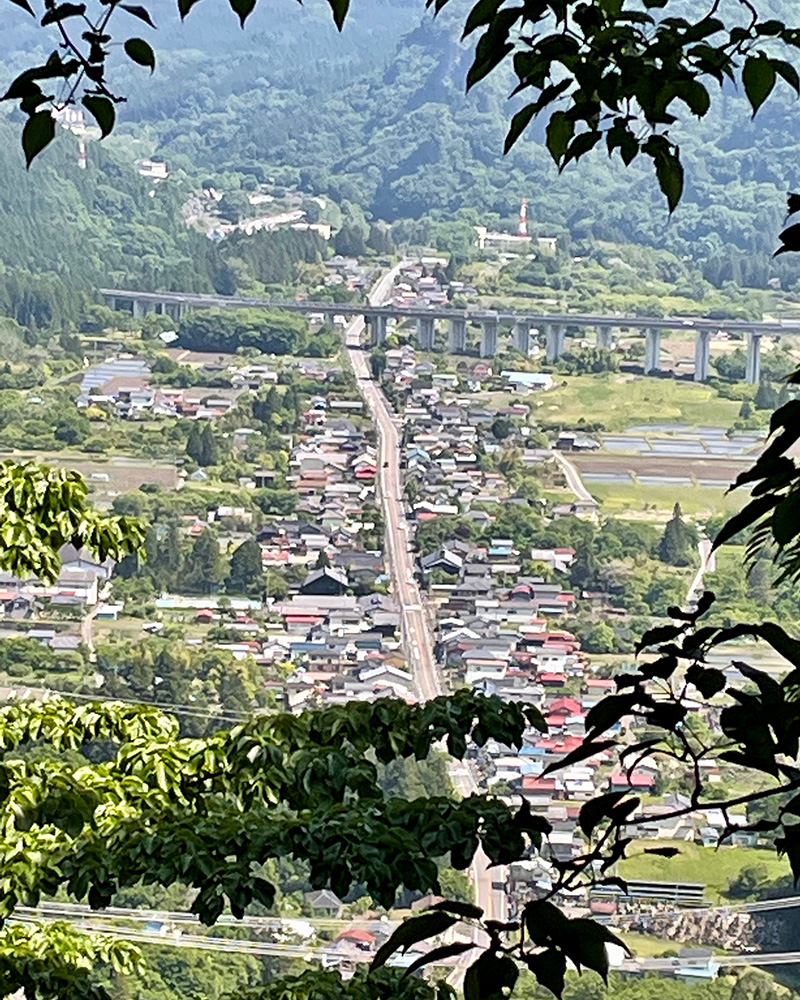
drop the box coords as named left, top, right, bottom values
left=518, top=197, right=528, bottom=236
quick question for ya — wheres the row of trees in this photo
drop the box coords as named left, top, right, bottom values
left=177, top=308, right=336, bottom=357
left=118, top=526, right=270, bottom=598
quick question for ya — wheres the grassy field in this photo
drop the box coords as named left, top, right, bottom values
left=619, top=932, right=686, bottom=958
left=620, top=841, right=788, bottom=902
left=535, top=374, right=742, bottom=432
left=588, top=481, right=745, bottom=519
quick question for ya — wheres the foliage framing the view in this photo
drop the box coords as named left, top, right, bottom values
left=3, top=0, right=800, bottom=208
left=0, top=461, right=144, bottom=581
left=0, top=692, right=544, bottom=998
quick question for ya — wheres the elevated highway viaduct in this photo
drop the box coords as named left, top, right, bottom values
left=100, top=286, right=795, bottom=384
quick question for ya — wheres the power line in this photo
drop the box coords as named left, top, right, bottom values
left=3, top=685, right=260, bottom=724
left=14, top=901, right=391, bottom=932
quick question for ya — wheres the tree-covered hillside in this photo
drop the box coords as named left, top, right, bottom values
left=2, top=0, right=800, bottom=296
left=104, top=0, right=800, bottom=280
left=0, top=120, right=208, bottom=291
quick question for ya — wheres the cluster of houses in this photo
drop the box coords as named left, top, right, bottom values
left=184, top=395, right=409, bottom=705
left=316, top=256, right=371, bottom=294
left=77, top=356, right=242, bottom=419
left=259, top=397, right=413, bottom=703
left=75, top=354, right=343, bottom=422
left=390, top=260, right=452, bottom=309
left=0, top=544, right=115, bottom=613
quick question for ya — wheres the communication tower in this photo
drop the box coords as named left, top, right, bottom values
left=518, top=197, right=529, bottom=236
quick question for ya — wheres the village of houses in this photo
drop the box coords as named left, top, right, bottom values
left=0, top=259, right=768, bottom=963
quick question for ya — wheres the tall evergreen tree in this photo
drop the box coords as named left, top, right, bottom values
left=755, top=380, right=779, bottom=411
left=149, top=524, right=183, bottom=591
left=185, top=423, right=203, bottom=465
left=185, top=529, right=225, bottom=595
left=226, top=539, right=264, bottom=597
left=200, top=424, right=218, bottom=466
left=659, top=503, right=697, bottom=567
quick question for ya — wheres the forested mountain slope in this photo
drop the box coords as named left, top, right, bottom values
left=1, top=0, right=800, bottom=290
left=120, top=0, right=800, bottom=270
left=0, top=120, right=209, bottom=291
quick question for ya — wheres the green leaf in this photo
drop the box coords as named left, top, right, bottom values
left=523, top=900, right=571, bottom=948
left=40, top=2, right=85, bottom=25
left=564, top=920, right=631, bottom=981
left=124, top=37, right=155, bottom=71
left=326, top=0, right=349, bottom=30
left=772, top=58, right=800, bottom=95
left=579, top=791, right=628, bottom=837
left=775, top=221, right=800, bottom=255
left=639, top=653, right=678, bottom=680
left=7, top=0, right=36, bottom=15
left=120, top=3, right=156, bottom=26
left=735, top=660, right=784, bottom=702
left=546, top=111, right=574, bottom=163
left=462, top=0, right=503, bottom=38
left=228, top=0, right=254, bottom=26
left=712, top=494, right=780, bottom=549
left=607, top=122, right=639, bottom=165
left=464, top=952, right=518, bottom=1000
left=82, top=95, right=115, bottom=138
left=178, top=0, right=202, bottom=16
left=371, top=912, right=458, bottom=970
left=402, top=942, right=475, bottom=979
left=743, top=55, right=776, bottom=115
left=562, top=129, right=602, bottom=168
left=428, top=899, right=483, bottom=920
left=541, top=738, right=616, bottom=776
left=467, top=35, right=514, bottom=91
left=681, top=79, right=710, bottom=116
left=526, top=948, right=566, bottom=998
left=758, top=623, right=800, bottom=670
left=775, top=831, right=800, bottom=884
left=637, top=618, right=683, bottom=650
left=653, top=145, right=684, bottom=213
left=584, top=693, right=637, bottom=737
left=504, top=105, right=535, bottom=154
left=772, top=490, right=800, bottom=546
left=512, top=797, right=553, bottom=836
left=685, top=664, right=726, bottom=699
left=22, top=111, right=55, bottom=168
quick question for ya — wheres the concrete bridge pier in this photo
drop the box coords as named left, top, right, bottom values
left=644, top=328, right=662, bottom=373
left=596, top=326, right=613, bottom=350
left=165, top=302, right=183, bottom=322
left=545, top=324, right=566, bottom=362
left=448, top=316, right=467, bottom=353
left=694, top=329, right=711, bottom=382
left=512, top=320, right=530, bottom=355
left=746, top=331, right=762, bottom=384
left=417, top=315, right=436, bottom=351
left=367, top=313, right=388, bottom=346
left=132, top=299, right=150, bottom=319
left=480, top=315, right=498, bottom=358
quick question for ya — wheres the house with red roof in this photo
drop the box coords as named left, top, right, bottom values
left=335, top=928, right=376, bottom=952
left=521, top=775, right=560, bottom=806
left=609, top=770, right=656, bottom=793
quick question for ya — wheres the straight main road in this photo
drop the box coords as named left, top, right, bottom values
left=344, top=263, right=442, bottom=702
left=343, top=265, right=507, bottom=927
